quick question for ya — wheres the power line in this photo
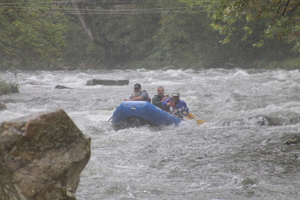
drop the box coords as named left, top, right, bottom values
left=39, top=9, right=206, bottom=15
left=0, top=0, right=133, bottom=6
left=0, top=0, right=210, bottom=15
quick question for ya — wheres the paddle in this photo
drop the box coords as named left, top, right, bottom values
left=186, top=112, right=207, bottom=125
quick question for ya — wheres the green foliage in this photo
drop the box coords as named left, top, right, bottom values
left=153, top=0, right=215, bottom=67
left=51, top=0, right=162, bottom=69
left=96, top=0, right=161, bottom=68
left=208, top=0, right=300, bottom=51
left=0, top=0, right=68, bottom=68
left=179, top=0, right=218, bottom=11
left=60, top=20, right=103, bottom=68
left=0, top=0, right=300, bottom=70
left=0, top=80, right=19, bottom=95
left=264, top=57, right=300, bottom=70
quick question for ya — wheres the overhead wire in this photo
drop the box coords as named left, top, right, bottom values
left=0, top=1, right=132, bottom=6
left=3, top=7, right=207, bottom=15
left=0, top=0, right=209, bottom=15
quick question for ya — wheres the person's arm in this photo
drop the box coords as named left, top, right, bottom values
left=162, top=98, right=170, bottom=109
left=161, top=95, right=169, bottom=101
left=124, top=96, right=144, bottom=101
left=125, top=91, right=148, bottom=101
left=181, top=101, right=189, bottom=115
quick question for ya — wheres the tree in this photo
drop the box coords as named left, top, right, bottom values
left=0, top=0, right=68, bottom=68
left=153, top=0, right=219, bottom=67
left=62, top=0, right=162, bottom=68
left=180, top=0, right=300, bottom=51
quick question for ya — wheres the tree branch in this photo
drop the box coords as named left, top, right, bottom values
left=291, top=3, right=300, bottom=12
left=282, top=0, right=290, bottom=16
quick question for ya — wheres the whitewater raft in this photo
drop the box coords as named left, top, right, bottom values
left=110, top=101, right=181, bottom=129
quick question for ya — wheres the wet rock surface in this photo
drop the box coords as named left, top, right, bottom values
left=285, top=135, right=300, bottom=145
left=0, top=109, right=91, bottom=200
left=0, top=102, right=6, bottom=110
left=86, top=79, right=129, bottom=86
left=55, top=85, right=72, bottom=89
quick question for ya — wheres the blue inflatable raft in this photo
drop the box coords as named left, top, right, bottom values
left=110, top=101, right=181, bottom=129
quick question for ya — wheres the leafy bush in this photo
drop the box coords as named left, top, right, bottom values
left=0, top=81, right=19, bottom=95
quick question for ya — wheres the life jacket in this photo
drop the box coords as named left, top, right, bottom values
left=169, top=99, right=176, bottom=108
left=163, top=98, right=176, bottom=112
left=141, top=90, right=151, bottom=103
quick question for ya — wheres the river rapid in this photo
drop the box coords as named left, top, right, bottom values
left=0, top=68, right=300, bottom=200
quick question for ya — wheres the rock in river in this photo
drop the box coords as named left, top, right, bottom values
left=0, top=102, right=6, bottom=110
left=86, top=79, right=129, bottom=86
left=0, top=109, right=91, bottom=200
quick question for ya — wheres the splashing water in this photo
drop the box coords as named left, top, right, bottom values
left=1, top=68, right=300, bottom=200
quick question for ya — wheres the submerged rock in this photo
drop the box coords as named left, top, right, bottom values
left=0, top=102, right=6, bottom=110
left=246, top=115, right=271, bottom=126
left=0, top=109, right=91, bottom=200
left=55, top=85, right=72, bottom=89
left=86, top=79, right=129, bottom=86
left=285, top=135, right=300, bottom=145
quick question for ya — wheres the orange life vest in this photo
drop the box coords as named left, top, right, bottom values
left=163, top=99, right=176, bottom=112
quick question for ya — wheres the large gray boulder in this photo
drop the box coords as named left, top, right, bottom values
left=0, top=109, right=91, bottom=200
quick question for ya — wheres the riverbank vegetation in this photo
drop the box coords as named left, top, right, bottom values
left=0, top=80, right=19, bottom=96
left=1, top=0, right=299, bottom=70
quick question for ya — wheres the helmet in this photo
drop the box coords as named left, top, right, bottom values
left=134, top=83, right=141, bottom=89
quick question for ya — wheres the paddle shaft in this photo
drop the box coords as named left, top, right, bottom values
left=186, top=113, right=206, bottom=124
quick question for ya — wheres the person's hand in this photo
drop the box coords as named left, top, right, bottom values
left=182, top=111, right=187, bottom=116
left=161, top=95, right=169, bottom=101
left=124, top=99, right=129, bottom=101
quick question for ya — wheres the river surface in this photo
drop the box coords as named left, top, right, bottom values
left=1, top=68, right=300, bottom=200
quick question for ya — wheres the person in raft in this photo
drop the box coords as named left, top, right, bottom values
left=124, top=83, right=151, bottom=102
left=152, top=86, right=169, bottom=109
left=162, top=92, right=189, bottom=119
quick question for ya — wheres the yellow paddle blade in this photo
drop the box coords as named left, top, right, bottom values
left=186, top=113, right=196, bottom=119
left=186, top=113, right=207, bottom=124
left=196, top=119, right=206, bottom=124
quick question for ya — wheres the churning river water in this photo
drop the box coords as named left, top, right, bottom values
left=1, top=68, right=300, bottom=200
